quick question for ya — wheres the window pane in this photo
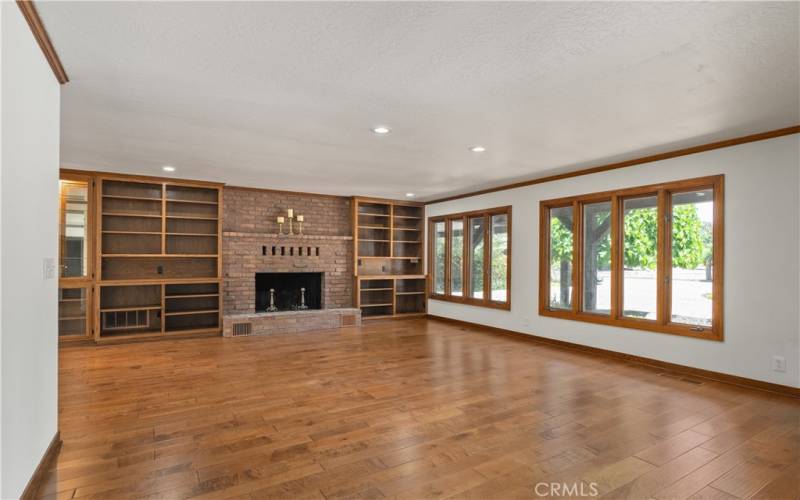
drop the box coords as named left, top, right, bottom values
left=433, top=221, right=446, bottom=294
left=671, top=189, right=713, bottom=326
left=582, top=201, right=611, bottom=315
left=549, top=207, right=573, bottom=309
left=622, top=196, right=658, bottom=320
left=469, top=217, right=485, bottom=299
left=59, top=287, right=88, bottom=337
left=450, top=220, right=464, bottom=296
left=490, top=214, right=508, bottom=302
left=60, top=180, right=89, bottom=278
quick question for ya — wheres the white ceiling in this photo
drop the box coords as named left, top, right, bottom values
left=40, top=1, right=799, bottom=200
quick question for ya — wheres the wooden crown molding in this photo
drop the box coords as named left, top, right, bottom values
left=425, top=125, right=800, bottom=205
left=16, top=0, right=69, bottom=84
left=427, top=315, right=800, bottom=399
left=60, top=168, right=225, bottom=188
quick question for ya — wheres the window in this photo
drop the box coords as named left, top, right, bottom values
left=429, top=206, right=511, bottom=309
left=450, top=219, right=464, bottom=296
left=469, top=217, right=484, bottom=299
left=582, top=201, right=611, bottom=315
left=539, top=175, right=723, bottom=340
left=432, top=221, right=446, bottom=294
left=548, top=206, right=573, bottom=310
left=490, top=214, right=509, bottom=302
left=622, top=195, right=658, bottom=320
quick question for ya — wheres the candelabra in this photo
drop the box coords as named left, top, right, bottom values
left=276, top=209, right=305, bottom=236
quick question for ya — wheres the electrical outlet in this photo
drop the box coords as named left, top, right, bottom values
left=42, top=258, right=56, bottom=280
left=772, top=356, right=787, bottom=373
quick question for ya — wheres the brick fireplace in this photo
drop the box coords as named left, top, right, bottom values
left=221, top=187, right=360, bottom=335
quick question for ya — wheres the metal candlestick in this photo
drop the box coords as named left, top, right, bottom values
left=266, top=288, right=278, bottom=312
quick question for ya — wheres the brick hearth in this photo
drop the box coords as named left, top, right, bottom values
left=222, top=308, right=361, bottom=337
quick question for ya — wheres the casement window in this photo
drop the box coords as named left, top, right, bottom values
left=429, top=206, right=511, bottom=309
left=539, top=175, right=723, bottom=340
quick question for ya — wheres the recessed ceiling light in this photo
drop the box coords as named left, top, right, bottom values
left=372, top=126, right=391, bottom=134
left=162, top=165, right=176, bottom=172
left=469, top=145, right=486, bottom=153
left=405, top=193, right=415, bottom=198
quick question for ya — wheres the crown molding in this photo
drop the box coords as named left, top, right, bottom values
left=16, top=0, right=68, bottom=84
left=425, top=125, right=800, bottom=205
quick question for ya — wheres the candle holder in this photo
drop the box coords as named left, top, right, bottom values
left=266, top=288, right=278, bottom=312
left=297, top=287, right=309, bottom=310
left=277, top=210, right=305, bottom=236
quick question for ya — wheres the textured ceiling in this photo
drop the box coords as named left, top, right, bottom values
left=39, top=1, right=799, bottom=200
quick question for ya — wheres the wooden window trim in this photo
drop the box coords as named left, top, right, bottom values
left=539, top=175, right=724, bottom=341
left=428, top=206, right=511, bottom=310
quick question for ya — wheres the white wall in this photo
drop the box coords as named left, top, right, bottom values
left=0, top=3, right=61, bottom=497
left=427, top=135, right=800, bottom=389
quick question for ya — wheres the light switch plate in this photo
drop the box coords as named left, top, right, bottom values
left=43, top=258, right=56, bottom=280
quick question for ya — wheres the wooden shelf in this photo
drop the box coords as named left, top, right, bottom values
left=167, top=199, right=218, bottom=205
left=103, top=230, right=161, bottom=235
left=164, top=309, right=219, bottom=316
left=166, top=215, right=218, bottom=221
left=353, top=197, right=426, bottom=319
left=102, top=212, right=162, bottom=218
left=103, top=194, right=162, bottom=202
left=95, top=176, right=222, bottom=341
left=100, top=277, right=221, bottom=285
left=100, top=305, right=161, bottom=313
left=165, top=293, right=219, bottom=299
left=102, top=254, right=217, bottom=258
left=166, top=232, right=216, bottom=236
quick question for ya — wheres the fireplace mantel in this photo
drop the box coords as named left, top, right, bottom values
left=223, top=231, right=353, bottom=241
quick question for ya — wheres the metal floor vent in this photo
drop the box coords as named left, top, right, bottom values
left=231, top=322, right=253, bottom=337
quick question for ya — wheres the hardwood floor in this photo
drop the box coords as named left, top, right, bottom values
left=42, top=318, right=799, bottom=499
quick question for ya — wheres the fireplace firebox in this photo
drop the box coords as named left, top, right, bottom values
left=255, top=272, right=322, bottom=312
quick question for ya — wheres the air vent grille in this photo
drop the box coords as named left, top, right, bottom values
left=231, top=322, right=252, bottom=337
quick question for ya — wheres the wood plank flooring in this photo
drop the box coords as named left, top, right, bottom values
left=41, top=318, right=799, bottom=499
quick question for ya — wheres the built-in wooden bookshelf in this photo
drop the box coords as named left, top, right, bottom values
left=93, top=175, right=223, bottom=341
left=353, top=197, right=426, bottom=319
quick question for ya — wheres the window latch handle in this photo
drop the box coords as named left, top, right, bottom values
left=690, top=326, right=705, bottom=332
